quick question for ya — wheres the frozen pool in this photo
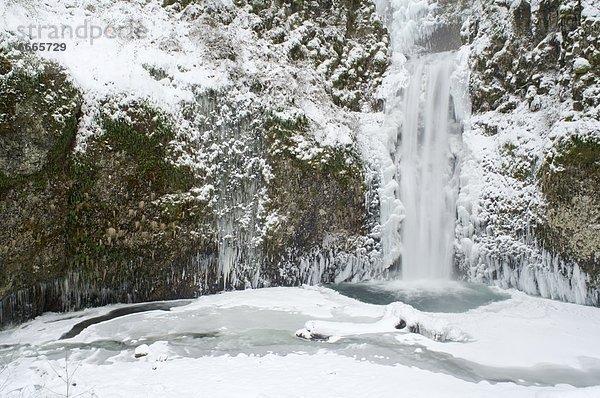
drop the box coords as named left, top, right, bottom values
left=326, top=280, right=510, bottom=312
left=1, top=286, right=600, bottom=397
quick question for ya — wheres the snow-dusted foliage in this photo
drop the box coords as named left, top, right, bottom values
left=456, top=0, right=600, bottom=304
left=0, top=0, right=391, bottom=324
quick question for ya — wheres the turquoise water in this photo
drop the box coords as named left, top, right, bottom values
left=326, top=280, right=510, bottom=312
left=3, top=286, right=599, bottom=388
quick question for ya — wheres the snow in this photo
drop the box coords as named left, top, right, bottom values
left=7, top=351, right=580, bottom=398
left=299, top=301, right=471, bottom=342
left=0, top=0, right=361, bottom=156
left=573, top=57, right=591, bottom=74
left=581, top=0, right=600, bottom=21
left=416, top=289, right=600, bottom=369
left=134, top=344, right=150, bottom=358
left=1, top=286, right=600, bottom=397
left=456, top=85, right=600, bottom=305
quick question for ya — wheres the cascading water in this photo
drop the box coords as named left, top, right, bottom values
left=398, top=54, right=461, bottom=280
left=375, top=0, right=466, bottom=280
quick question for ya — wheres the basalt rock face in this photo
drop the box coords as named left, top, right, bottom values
left=538, top=137, right=600, bottom=286
left=0, top=0, right=389, bottom=326
left=456, top=0, right=600, bottom=304
left=0, top=58, right=212, bottom=324
left=467, top=0, right=600, bottom=115
left=237, top=0, right=389, bottom=111
left=0, top=57, right=81, bottom=314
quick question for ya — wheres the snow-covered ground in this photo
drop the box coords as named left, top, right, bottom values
left=1, top=285, right=600, bottom=397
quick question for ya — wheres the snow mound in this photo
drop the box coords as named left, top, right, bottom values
left=134, top=344, right=150, bottom=358
left=296, top=302, right=470, bottom=343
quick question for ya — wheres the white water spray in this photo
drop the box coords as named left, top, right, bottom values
left=375, top=0, right=464, bottom=280
left=398, top=54, right=460, bottom=280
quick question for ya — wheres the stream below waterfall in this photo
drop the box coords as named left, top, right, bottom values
left=2, top=286, right=600, bottom=395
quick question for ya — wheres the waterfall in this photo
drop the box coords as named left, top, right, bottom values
left=375, top=0, right=465, bottom=280
left=398, top=54, right=460, bottom=280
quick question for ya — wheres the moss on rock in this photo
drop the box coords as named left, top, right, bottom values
left=262, top=111, right=367, bottom=277
left=0, top=57, right=82, bottom=300
left=0, top=69, right=217, bottom=322
left=62, top=102, right=214, bottom=305
left=539, top=136, right=600, bottom=284
left=0, top=57, right=81, bottom=190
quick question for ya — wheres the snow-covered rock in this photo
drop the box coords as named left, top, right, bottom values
left=134, top=344, right=150, bottom=358
left=456, top=0, right=600, bottom=304
left=573, top=57, right=591, bottom=75
left=0, top=0, right=390, bottom=326
left=297, top=302, right=471, bottom=342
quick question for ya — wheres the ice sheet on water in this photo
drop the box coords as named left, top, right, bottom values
left=3, top=287, right=600, bottom=396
